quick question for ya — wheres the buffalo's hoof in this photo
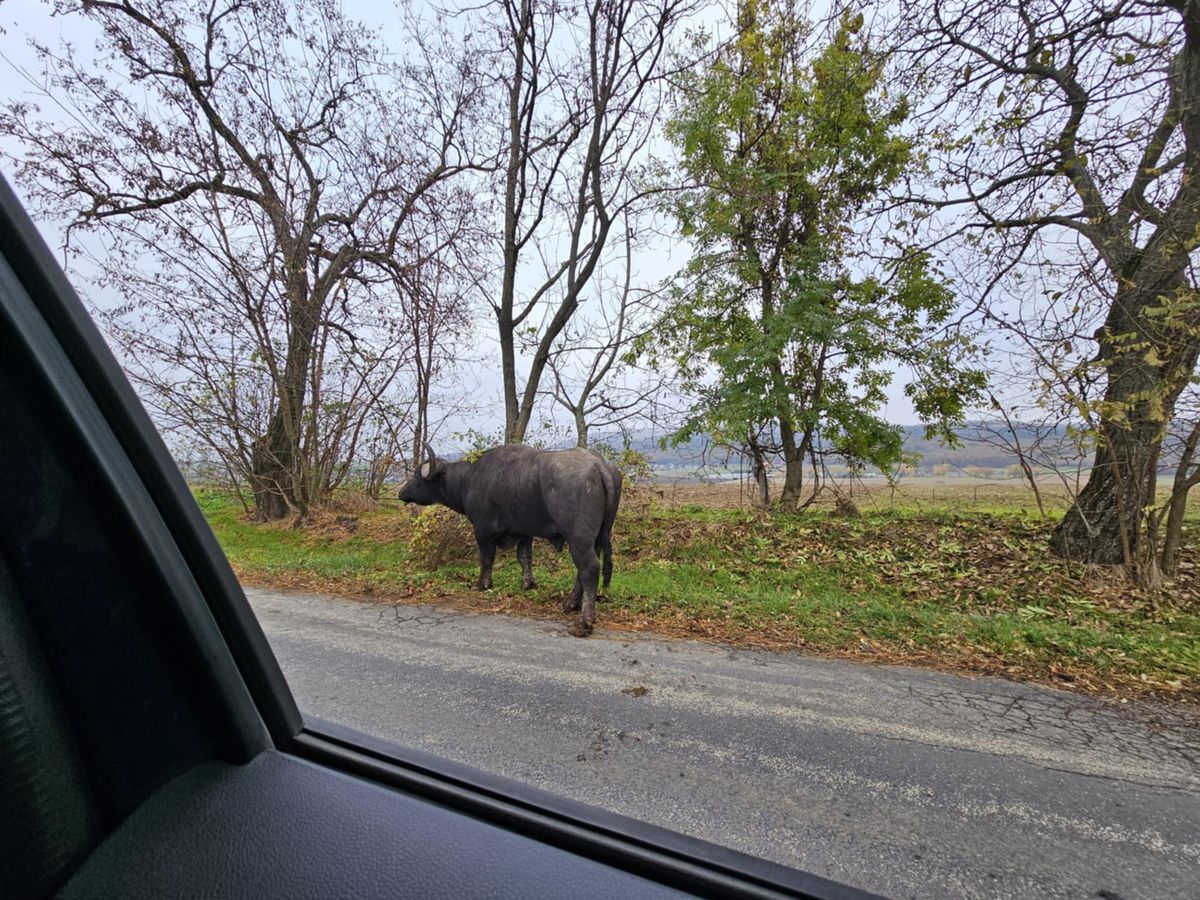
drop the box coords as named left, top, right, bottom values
left=522, top=579, right=537, bottom=591
left=474, top=580, right=492, bottom=591
left=567, top=620, right=592, bottom=638
left=562, top=596, right=581, bottom=613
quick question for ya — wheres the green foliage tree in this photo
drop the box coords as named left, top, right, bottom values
left=658, top=1, right=983, bottom=510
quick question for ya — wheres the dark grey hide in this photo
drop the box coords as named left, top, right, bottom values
left=398, top=445, right=622, bottom=636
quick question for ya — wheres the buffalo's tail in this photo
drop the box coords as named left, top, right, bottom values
left=602, top=537, right=613, bottom=589
left=598, top=466, right=623, bottom=589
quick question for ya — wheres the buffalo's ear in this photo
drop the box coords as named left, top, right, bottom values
left=419, top=458, right=444, bottom=480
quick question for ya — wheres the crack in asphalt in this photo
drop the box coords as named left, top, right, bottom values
left=376, top=604, right=465, bottom=629
left=904, top=682, right=1200, bottom=771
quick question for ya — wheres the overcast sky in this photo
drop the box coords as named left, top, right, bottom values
left=0, top=0, right=927, bottom=453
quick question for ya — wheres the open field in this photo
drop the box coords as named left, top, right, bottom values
left=198, top=480, right=1200, bottom=705
left=650, top=473, right=1097, bottom=514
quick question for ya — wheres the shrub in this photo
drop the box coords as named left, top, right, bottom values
left=591, top=444, right=653, bottom=483
left=832, top=495, right=860, bottom=518
left=407, top=506, right=475, bottom=571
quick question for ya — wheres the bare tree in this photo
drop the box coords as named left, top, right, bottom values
left=546, top=219, right=672, bottom=448
left=89, top=187, right=430, bottom=516
left=975, top=395, right=1056, bottom=518
left=1, top=0, right=483, bottom=519
left=487, top=0, right=695, bottom=444
left=901, top=0, right=1200, bottom=571
left=390, top=212, right=477, bottom=471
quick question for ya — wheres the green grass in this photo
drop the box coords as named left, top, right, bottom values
left=197, top=487, right=1200, bottom=701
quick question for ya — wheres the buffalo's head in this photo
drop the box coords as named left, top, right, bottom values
left=398, top=454, right=444, bottom=505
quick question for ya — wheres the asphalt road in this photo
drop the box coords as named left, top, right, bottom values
left=245, top=587, right=1200, bottom=900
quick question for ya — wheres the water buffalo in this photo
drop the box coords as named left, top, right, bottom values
left=398, top=445, right=622, bottom=636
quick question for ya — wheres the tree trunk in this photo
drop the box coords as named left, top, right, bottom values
left=575, top=410, right=588, bottom=449
left=1051, top=437, right=1152, bottom=565
left=499, top=0, right=531, bottom=445
left=1020, top=457, right=1047, bottom=519
left=1161, top=423, right=1200, bottom=574
left=753, top=464, right=769, bottom=508
left=1161, top=485, right=1191, bottom=575
left=746, top=432, right=769, bottom=508
left=411, top=418, right=424, bottom=475
left=1051, top=284, right=1198, bottom=564
left=778, top=419, right=804, bottom=512
left=249, top=278, right=319, bottom=520
left=250, top=414, right=293, bottom=522
left=499, top=251, right=521, bottom=443
left=411, top=307, right=432, bottom=472
left=756, top=267, right=805, bottom=511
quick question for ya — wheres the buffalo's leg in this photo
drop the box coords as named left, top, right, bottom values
left=562, top=575, right=582, bottom=613
left=517, top=537, right=537, bottom=590
left=565, top=543, right=600, bottom=637
left=474, top=534, right=496, bottom=591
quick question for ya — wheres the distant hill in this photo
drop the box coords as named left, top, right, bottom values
left=900, top=423, right=1080, bottom=471
left=589, top=422, right=1082, bottom=474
